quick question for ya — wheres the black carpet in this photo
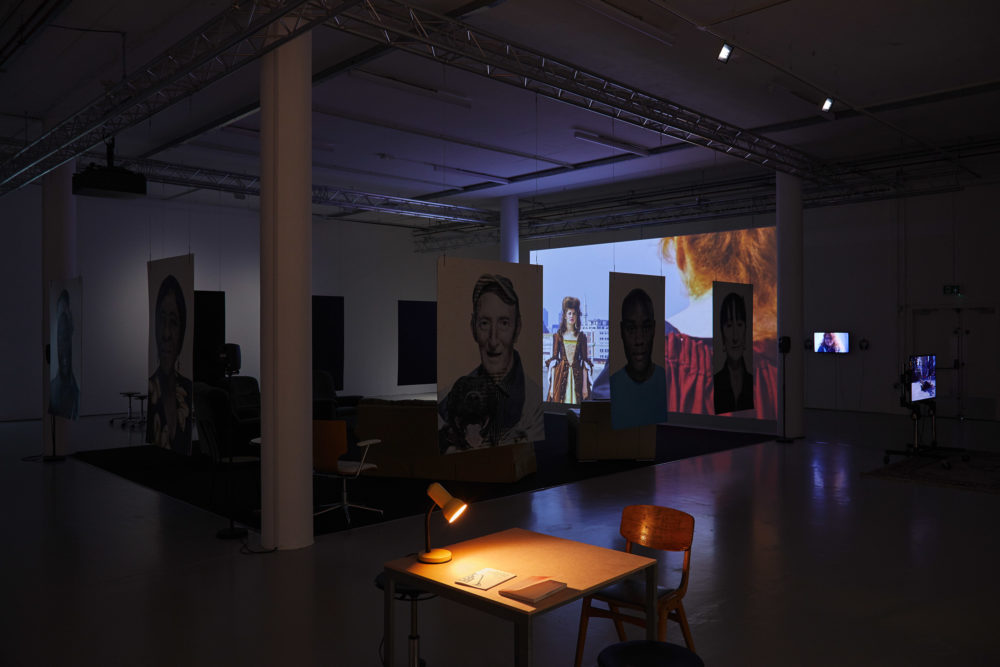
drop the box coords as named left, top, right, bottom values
left=74, top=414, right=770, bottom=536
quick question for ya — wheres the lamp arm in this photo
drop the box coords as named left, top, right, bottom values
left=424, top=500, right=437, bottom=555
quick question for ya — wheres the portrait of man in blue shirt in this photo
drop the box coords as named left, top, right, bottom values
left=610, top=287, right=667, bottom=430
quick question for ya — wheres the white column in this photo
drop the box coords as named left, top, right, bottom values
left=41, top=162, right=76, bottom=457
left=259, top=31, right=313, bottom=550
left=776, top=172, right=804, bottom=439
left=500, top=195, right=519, bottom=263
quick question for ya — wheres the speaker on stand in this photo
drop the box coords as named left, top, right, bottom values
left=776, top=336, right=793, bottom=443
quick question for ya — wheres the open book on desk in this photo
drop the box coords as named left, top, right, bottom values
left=455, top=567, right=516, bottom=591
left=498, top=576, right=567, bottom=604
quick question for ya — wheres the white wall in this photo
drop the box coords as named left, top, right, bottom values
left=0, top=187, right=458, bottom=421
left=3, top=180, right=999, bottom=422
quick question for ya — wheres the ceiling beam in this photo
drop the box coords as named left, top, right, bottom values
left=0, top=0, right=363, bottom=196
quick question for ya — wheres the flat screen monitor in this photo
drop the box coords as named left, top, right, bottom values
left=909, top=354, right=936, bottom=402
left=814, top=331, right=849, bottom=353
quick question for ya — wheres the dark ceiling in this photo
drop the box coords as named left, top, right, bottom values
left=2, top=0, right=998, bottom=249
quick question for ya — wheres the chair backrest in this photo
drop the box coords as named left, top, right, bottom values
left=313, top=419, right=349, bottom=473
left=227, top=376, right=260, bottom=421
left=620, top=504, right=694, bottom=553
left=193, top=382, right=233, bottom=462
left=620, top=504, right=695, bottom=597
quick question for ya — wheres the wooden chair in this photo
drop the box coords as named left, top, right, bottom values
left=574, top=505, right=696, bottom=667
left=312, top=419, right=382, bottom=523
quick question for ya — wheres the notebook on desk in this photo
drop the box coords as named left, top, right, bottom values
left=499, top=576, right=567, bottom=604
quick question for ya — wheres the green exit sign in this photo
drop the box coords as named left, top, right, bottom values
left=943, top=284, right=962, bottom=295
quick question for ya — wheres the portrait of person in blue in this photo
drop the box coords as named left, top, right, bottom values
left=610, top=287, right=667, bottom=430
left=48, top=289, right=80, bottom=420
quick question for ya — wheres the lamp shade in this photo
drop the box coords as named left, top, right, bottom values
left=428, top=482, right=467, bottom=523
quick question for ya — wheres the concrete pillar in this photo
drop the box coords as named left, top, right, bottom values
left=41, top=162, right=77, bottom=457
left=259, top=31, right=313, bottom=550
left=776, top=172, right=804, bottom=439
left=500, top=195, right=519, bottom=263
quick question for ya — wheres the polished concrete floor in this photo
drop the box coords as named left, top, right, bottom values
left=3, top=410, right=999, bottom=666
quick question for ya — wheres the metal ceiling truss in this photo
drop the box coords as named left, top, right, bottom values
left=0, top=0, right=362, bottom=196
left=324, top=0, right=838, bottom=182
left=118, top=155, right=497, bottom=226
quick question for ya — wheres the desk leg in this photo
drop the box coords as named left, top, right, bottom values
left=515, top=617, right=533, bottom=667
left=384, top=572, right=395, bottom=666
left=645, top=564, right=657, bottom=641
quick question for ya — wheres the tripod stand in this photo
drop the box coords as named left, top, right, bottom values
left=883, top=400, right=969, bottom=468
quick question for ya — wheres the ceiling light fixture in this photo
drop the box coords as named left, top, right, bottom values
left=573, top=130, right=650, bottom=157
left=717, top=43, right=733, bottom=63
left=822, top=97, right=834, bottom=112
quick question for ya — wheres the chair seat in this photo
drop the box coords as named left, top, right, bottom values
left=597, top=640, right=704, bottom=667
left=593, top=578, right=676, bottom=607
left=335, top=461, right=377, bottom=476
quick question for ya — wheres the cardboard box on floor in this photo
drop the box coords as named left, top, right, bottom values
left=576, top=400, right=656, bottom=461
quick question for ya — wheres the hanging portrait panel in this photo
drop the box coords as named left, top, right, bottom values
left=147, top=254, right=195, bottom=455
left=437, top=256, right=543, bottom=454
left=48, top=277, right=83, bottom=420
left=712, top=281, right=754, bottom=415
left=607, top=272, right=667, bottom=430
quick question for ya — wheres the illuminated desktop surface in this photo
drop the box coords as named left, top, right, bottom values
left=383, top=527, right=656, bottom=666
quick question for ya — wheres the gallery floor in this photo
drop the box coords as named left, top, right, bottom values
left=2, top=410, right=998, bottom=666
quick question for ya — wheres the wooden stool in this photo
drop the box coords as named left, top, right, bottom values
left=375, top=572, right=436, bottom=667
left=598, top=640, right=704, bottom=667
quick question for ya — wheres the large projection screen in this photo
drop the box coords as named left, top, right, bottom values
left=530, top=227, right=776, bottom=421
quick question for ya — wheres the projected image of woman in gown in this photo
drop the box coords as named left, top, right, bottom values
left=545, top=296, right=593, bottom=404
left=661, top=228, right=777, bottom=419
left=147, top=274, right=193, bottom=455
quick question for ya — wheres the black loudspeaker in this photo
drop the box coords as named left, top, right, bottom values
left=778, top=336, right=791, bottom=354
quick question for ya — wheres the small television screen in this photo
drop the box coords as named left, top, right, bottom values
left=909, top=354, right=936, bottom=402
left=814, top=331, right=849, bottom=353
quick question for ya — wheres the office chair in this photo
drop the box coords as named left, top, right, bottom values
left=575, top=505, right=696, bottom=667
left=313, top=419, right=382, bottom=523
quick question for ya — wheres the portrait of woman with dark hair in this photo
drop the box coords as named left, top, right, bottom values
left=147, top=274, right=193, bottom=455
left=816, top=332, right=842, bottom=353
left=713, top=290, right=754, bottom=414
left=544, top=296, right=593, bottom=404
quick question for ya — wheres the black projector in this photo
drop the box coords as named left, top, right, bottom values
left=72, top=165, right=147, bottom=198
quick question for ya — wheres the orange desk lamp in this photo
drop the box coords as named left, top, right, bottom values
left=419, top=482, right=468, bottom=564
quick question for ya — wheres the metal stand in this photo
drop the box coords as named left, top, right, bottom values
left=776, top=336, right=793, bottom=443
left=883, top=400, right=969, bottom=468
left=43, top=414, right=66, bottom=462
left=375, top=572, right=435, bottom=667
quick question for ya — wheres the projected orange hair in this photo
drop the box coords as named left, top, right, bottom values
left=661, top=227, right=777, bottom=338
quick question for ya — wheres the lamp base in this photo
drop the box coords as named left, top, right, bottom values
left=418, top=548, right=452, bottom=564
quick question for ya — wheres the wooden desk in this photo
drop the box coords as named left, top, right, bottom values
left=382, top=527, right=656, bottom=666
